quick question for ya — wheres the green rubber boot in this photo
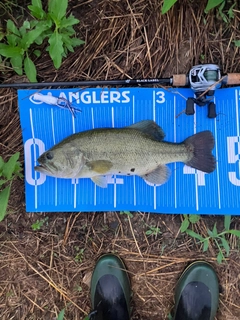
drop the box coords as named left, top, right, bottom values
left=89, top=254, right=131, bottom=320
left=173, top=261, right=219, bottom=320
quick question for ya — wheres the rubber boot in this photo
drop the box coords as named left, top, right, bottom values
left=173, top=261, right=219, bottom=320
left=89, top=254, right=131, bottom=320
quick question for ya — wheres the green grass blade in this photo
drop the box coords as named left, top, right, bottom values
left=224, top=215, right=231, bottom=230
left=180, top=219, right=189, bottom=232
left=161, top=0, right=178, bottom=14
left=205, top=0, right=225, bottom=13
left=0, top=186, right=11, bottom=221
left=220, top=237, right=230, bottom=256
left=186, top=230, right=204, bottom=241
left=229, top=230, right=240, bottom=237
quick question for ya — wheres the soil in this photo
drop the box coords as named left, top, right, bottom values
left=0, top=0, right=240, bottom=319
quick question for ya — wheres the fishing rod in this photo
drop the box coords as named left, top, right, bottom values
left=2, top=64, right=240, bottom=118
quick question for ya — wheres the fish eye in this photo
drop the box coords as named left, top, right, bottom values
left=46, top=151, right=54, bottom=160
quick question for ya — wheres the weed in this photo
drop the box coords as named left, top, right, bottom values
left=57, top=308, right=65, bottom=320
left=0, top=152, right=23, bottom=221
left=74, top=246, right=84, bottom=263
left=161, top=0, right=235, bottom=24
left=31, top=216, right=49, bottom=230
left=145, top=225, right=161, bottom=236
left=185, top=215, right=240, bottom=264
left=120, top=211, right=133, bottom=218
left=74, top=285, right=82, bottom=292
left=180, top=214, right=201, bottom=233
left=0, top=0, right=84, bottom=81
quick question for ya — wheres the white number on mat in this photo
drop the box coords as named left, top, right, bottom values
left=227, top=136, right=240, bottom=186
left=24, top=138, right=46, bottom=186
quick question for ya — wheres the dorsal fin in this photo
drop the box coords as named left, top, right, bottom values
left=128, top=120, right=165, bottom=141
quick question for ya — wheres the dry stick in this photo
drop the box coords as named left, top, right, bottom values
left=197, top=75, right=227, bottom=100
left=63, top=212, right=82, bottom=246
left=137, top=261, right=177, bottom=277
left=127, top=215, right=143, bottom=257
left=11, top=242, right=87, bottom=315
left=22, top=292, right=45, bottom=312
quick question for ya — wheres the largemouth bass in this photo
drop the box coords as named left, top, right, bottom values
left=35, top=120, right=215, bottom=187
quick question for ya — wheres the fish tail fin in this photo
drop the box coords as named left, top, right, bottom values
left=184, top=131, right=216, bottom=173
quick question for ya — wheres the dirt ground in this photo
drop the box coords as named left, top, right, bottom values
left=1, top=0, right=240, bottom=319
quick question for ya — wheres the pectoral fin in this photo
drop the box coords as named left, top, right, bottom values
left=86, top=160, right=113, bottom=174
left=91, top=175, right=108, bottom=188
left=141, top=165, right=171, bottom=186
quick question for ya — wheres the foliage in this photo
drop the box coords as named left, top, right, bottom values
left=0, top=0, right=84, bottom=81
left=57, top=308, right=65, bottom=320
left=120, top=211, right=133, bottom=218
left=180, top=214, right=200, bottom=233
left=31, top=217, right=49, bottom=230
left=161, top=0, right=235, bottom=24
left=185, top=215, right=240, bottom=264
left=74, top=246, right=84, bottom=263
left=145, top=225, right=161, bottom=236
left=0, top=152, right=23, bottom=221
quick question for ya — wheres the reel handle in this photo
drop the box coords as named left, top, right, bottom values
left=226, top=73, right=240, bottom=85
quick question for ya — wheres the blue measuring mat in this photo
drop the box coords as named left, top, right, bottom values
left=17, top=87, right=240, bottom=214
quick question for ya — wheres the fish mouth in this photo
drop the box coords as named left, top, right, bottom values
left=34, top=163, right=52, bottom=174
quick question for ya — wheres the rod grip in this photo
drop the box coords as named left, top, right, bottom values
left=226, top=73, right=240, bottom=85
left=172, top=74, right=187, bottom=86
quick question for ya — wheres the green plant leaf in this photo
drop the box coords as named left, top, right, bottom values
left=57, top=308, right=65, bottom=320
left=0, top=156, right=4, bottom=170
left=69, top=37, right=84, bottom=47
left=23, top=20, right=31, bottom=29
left=228, top=4, right=235, bottom=19
left=24, top=56, right=37, bottom=82
left=0, top=44, right=24, bottom=58
left=0, top=186, right=11, bottom=221
left=6, top=34, right=18, bottom=47
left=161, top=0, right=178, bottom=14
left=21, top=25, right=47, bottom=50
left=229, top=230, right=240, bottom=237
left=0, top=31, right=4, bottom=41
left=186, top=230, right=204, bottom=241
left=59, top=15, right=79, bottom=28
left=203, top=239, right=209, bottom=252
left=212, top=223, right=218, bottom=237
left=28, top=5, right=46, bottom=19
left=220, top=237, right=230, bottom=256
left=10, top=55, right=23, bottom=75
left=33, top=49, right=41, bottom=57
left=0, top=180, right=7, bottom=186
left=48, top=0, right=68, bottom=21
left=207, top=228, right=213, bottom=237
left=146, top=230, right=153, bottom=235
left=2, top=152, right=20, bottom=180
left=13, top=161, right=23, bottom=176
left=224, top=215, right=231, bottom=230
left=216, top=251, right=223, bottom=264
left=205, top=0, right=225, bottom=13
left=233, top=40, right=240, bottom=47
left=32, top=0, right=43, bottom=8
left=189, top=214, right=200, bottom=224
left=180, top=219, right=189, bottom=233
left=48, top=32, right=64, bottom=68
left=7, top=20, right=20, bottom=36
